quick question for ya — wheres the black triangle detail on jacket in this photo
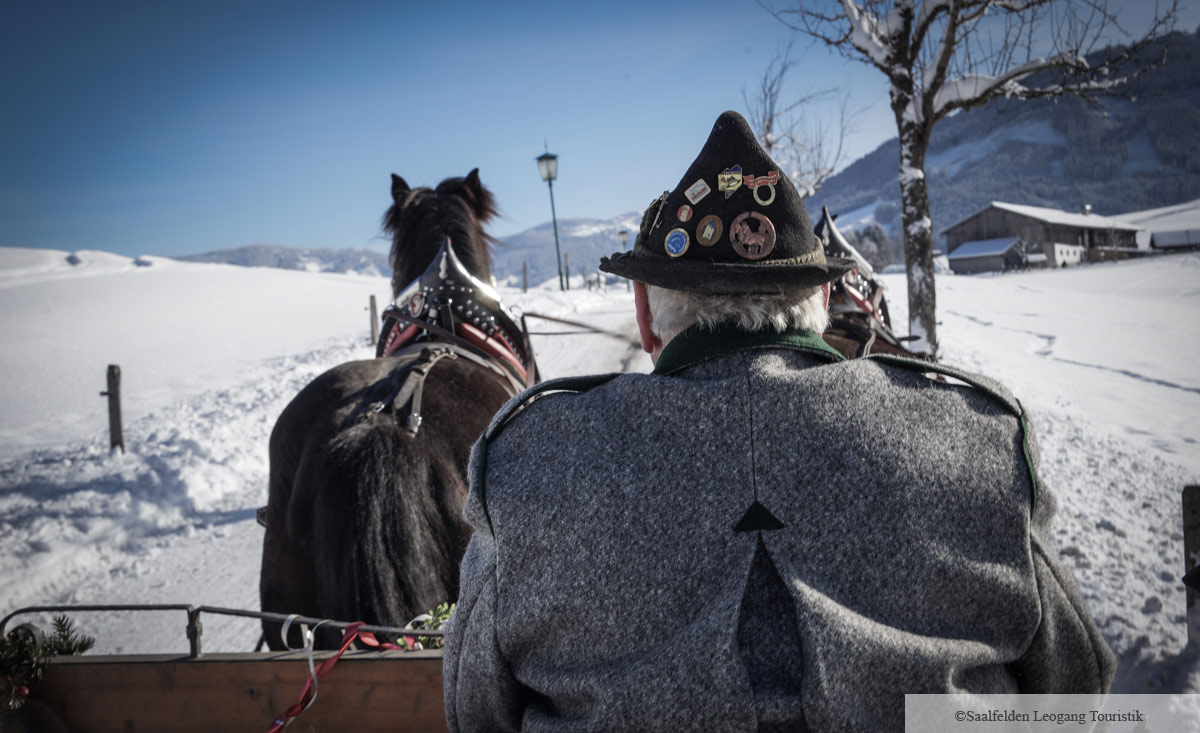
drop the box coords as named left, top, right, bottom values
left=1184, top=565, right=1200, bottom=594
left=733, top=501, right=785, bottom=532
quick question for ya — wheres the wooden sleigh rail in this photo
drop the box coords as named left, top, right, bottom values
left=3, top=604, right=448, bottom=732
left=0, top=603, right=443, bottom=658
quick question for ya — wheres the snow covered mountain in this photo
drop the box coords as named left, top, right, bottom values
left=807, top=28, right=1200, bottom=263
left=176, top=243, right=390, bottom=277
left=492, top=213, right=642, bottom=289
left=170, top=32, right=1200, bottom=285
left=171, top=215, right=644, bottom=290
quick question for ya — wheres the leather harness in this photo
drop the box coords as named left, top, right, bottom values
left=255, top=240, right=535, bottom=531
left=371, top=238, right=535, bottom=437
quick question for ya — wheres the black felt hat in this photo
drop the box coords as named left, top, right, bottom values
left=599, top=111, right=856, bottom=294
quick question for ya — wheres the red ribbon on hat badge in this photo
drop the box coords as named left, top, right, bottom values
left=743, top=171, right=780, bottom=206
left=742, top=171, right=779, bottom=187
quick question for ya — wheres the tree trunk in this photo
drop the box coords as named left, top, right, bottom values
left=896, top=125, right=938, bottom=358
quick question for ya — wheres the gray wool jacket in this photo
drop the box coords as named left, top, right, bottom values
left=442, top=324, right=1114, bottom=732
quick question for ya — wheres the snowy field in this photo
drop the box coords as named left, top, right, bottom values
left=0, top=246, right=1197, bottom=694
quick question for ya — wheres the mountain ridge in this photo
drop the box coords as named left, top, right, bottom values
left=176, top=30, right=1200, bottom=280
left=805, top=28, right=1200, bottom=266
left=176, top=243, right=389, bottom=277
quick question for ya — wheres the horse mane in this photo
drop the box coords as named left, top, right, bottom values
left=382, top=171, right=501, bottom=297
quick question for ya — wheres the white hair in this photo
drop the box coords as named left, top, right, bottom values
left=645, top=283, right=830, bottom=346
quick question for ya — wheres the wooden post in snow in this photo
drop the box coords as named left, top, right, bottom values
left=369, top=295, right=379, bottom=346
left=1184, top=485, right=1200, bottom=643
left=522, top=261, right=527, bottom=293
left=563, top=252, right=569, bottom=290
left=100, top=365, right=124, bottom=453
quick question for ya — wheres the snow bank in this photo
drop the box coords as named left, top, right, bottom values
left=880, top=254, right=1200, bottom=691
left=0, top=247, right=395, bottom=460
left=0, top=252, right=643, bottom=651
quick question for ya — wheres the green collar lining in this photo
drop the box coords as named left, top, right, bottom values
left=653, top=322, right=845, bottom=375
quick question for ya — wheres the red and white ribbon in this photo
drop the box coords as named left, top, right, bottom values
left=743, top=171, right=780, bottom=188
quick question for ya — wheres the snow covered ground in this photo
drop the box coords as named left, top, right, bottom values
left=0, top=246, right=1197, bottom=694
left=885, top=256, right=1200, bottom=693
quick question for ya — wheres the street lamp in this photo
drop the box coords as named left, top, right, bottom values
left=537, top=148, right=565, bottom=291
left=618, top=229, right=629, bottom=291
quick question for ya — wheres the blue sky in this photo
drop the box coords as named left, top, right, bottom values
left=2, top=1, right=1194, bottom=257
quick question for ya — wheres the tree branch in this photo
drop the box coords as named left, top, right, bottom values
left=757, top=0, right=896, bottom=77
left=742, top=39, right=862, bottom=197
left=757, top=0, right=1180, bottom=358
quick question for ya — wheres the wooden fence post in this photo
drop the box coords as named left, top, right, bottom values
left=1184, top=485, right=1200, bottom=643
left=99, top=365, right=124, bottom=453
left=522, top=261, right=528, bottom=293
left=564, top=252, right=569, bottom=290
left=369, top=295, right=379, bottom=346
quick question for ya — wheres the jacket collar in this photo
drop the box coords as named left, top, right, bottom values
left=652, top=321, right=845, bottom=375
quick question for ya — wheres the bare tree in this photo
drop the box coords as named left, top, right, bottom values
left=743, top=41, right=863, bottom=198
left=760, top=0, right=1177, bottom=357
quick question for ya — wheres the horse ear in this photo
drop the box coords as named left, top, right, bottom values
left=464, top=168, right=482, bottom=199
left=460, top=168, right=497, bottom=221
left=391, top=174, right=409, bottom=204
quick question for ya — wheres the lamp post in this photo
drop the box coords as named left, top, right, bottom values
left=618, top=229, right=630, bottom=292
left=537, top=148, right=565, bottom=291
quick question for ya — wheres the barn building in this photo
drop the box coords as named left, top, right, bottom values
left=1118, top=198, right=1200, bottom=253
left=943, top=201, right=1143, bottom=274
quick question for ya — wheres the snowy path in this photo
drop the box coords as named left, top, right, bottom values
left=0, top=267, right=645, bottom=654
left=0, top=338, right=369, bottom=653
left=881, top=258, right=1200, bottom=692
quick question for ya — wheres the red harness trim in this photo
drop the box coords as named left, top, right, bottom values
left=458, top=322, right=527, bottom=382
left=841, top=281, right=885, bottom=325
left=380, top=319, right=527, bottom=382
left=381, top=323, right=420, bottom=358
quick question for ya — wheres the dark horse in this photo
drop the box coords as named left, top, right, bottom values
left=260, top=170, right=532, bottom=649
left=814, top=205, right=923, bottom=360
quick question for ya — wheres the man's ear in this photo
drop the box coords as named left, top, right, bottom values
left=633, top=281, right=662, bottom=356
left=822, top=281, right=831, bottom=310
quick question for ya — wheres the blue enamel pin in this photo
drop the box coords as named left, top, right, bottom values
left=664, top=228, right=690, bottom=258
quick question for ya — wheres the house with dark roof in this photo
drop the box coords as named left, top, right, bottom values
left=944, top=236, right=1024, bottom=274
left=943, top=201, right=1143, bottom=274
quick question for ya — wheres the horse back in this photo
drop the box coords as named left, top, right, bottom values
left=261, top=354, right=514, bottom=648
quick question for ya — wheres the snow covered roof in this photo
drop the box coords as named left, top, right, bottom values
left=1118, top=198, right=1200, bottom=228
left=1115, top=198, right=1200, bottom=248
left=1150, top=230, right=1200, bottom=248
left=1026, top=253, right=1048, bottom=263
left=944, top=202, right=1142, bottom=233
left=948, top=236, right=1020, bottom=259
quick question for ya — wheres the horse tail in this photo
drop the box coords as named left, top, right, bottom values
left=316, top=415, right=468, bottom=638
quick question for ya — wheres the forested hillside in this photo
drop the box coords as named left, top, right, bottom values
left=807, top=28, right=1200, bottom=266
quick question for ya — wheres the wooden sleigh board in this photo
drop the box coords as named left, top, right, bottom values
left=17, top=649, right=446, bottom=732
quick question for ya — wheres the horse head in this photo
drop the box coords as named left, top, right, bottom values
left=383, top=168, right=499, bottom=298
left=814, top=205, right=874, bottom=280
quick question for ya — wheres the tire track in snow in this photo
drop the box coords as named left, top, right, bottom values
left=945, top=309, right=1199, bottom=394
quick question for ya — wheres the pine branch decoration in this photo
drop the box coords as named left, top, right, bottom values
left=1, top=616, right=94, bottom=710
